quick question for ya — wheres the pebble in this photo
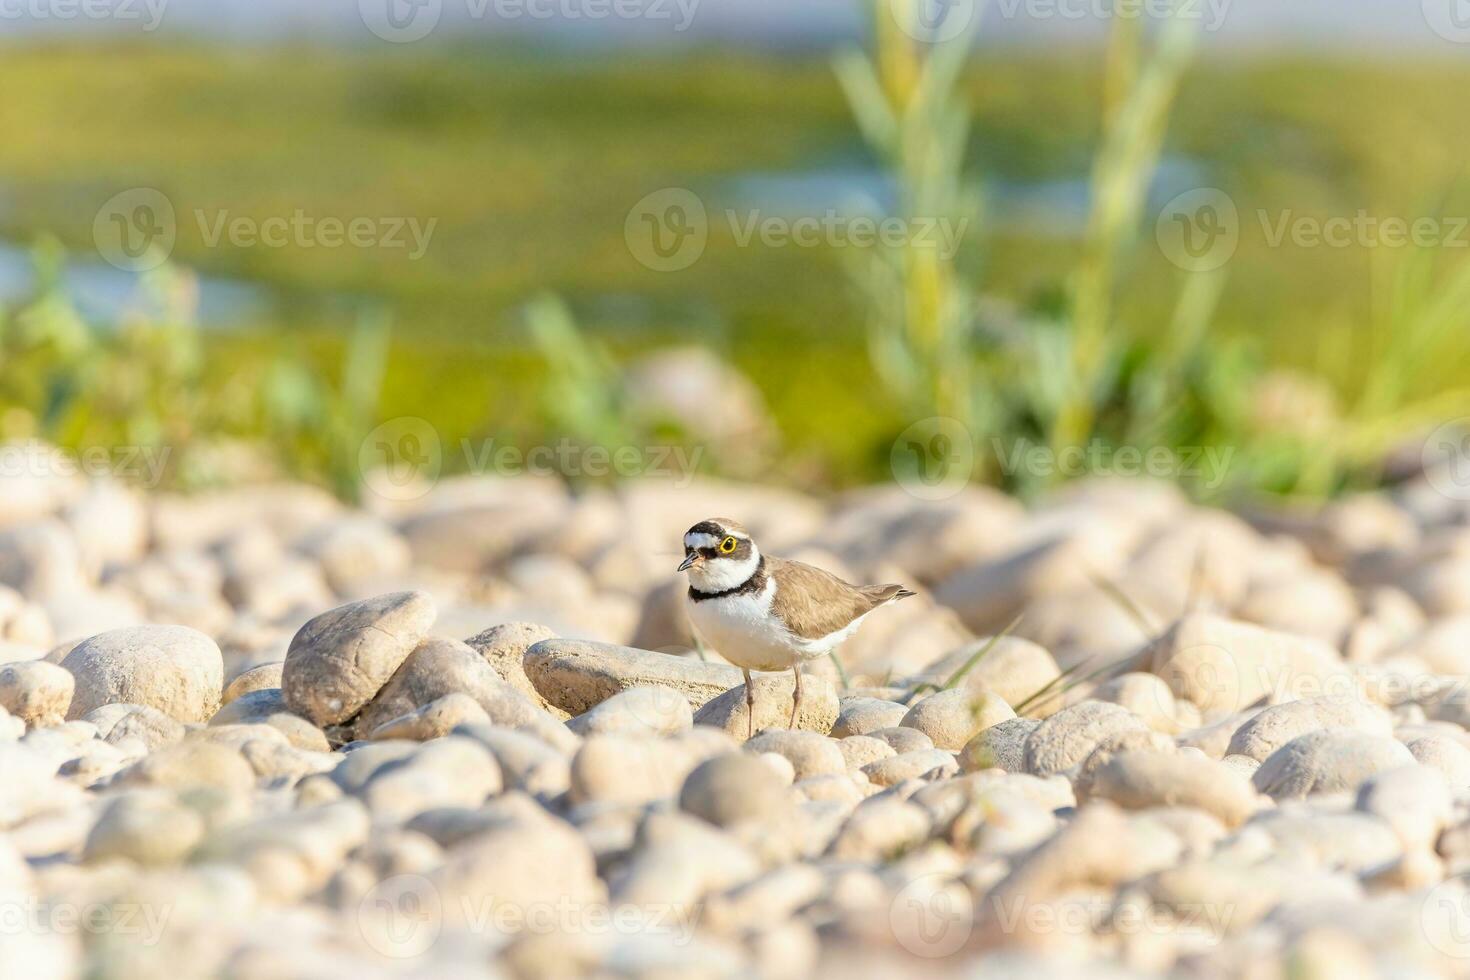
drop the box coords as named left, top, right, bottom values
left=368, top=692, right=491, bottom=741
left=919, top=635, right=1061, bottom=710
left=280, top=591, right=437, bottom=726
left=1022, top=700, right=1148, bottom=776
left=1226, top=695, right=1392, bottom=762
left=353, top=635, right=543, bottom=737
left=960, top=717, right=1040, bottom=772
left=89, top=703, right=186, bottom=750
left=83, top=790, right=205, bottom=866
left=568, top=685, right=693, bottom=737
left=838, top=734, right=896, bottom=769
left=1252, top=729, right=1416, bottom=800
left=1354, top=764, right=1451, bottom=851
left=113, top=739, right=257, bottom=796
left=523, top=638, right=742, bottom=715
left=209, top=690, right=328, bottom=751
left=831, top=696, right=908, bottom=737
left=861, top=749, right=959, bottom=787
left=571, top=733, right=703, bottom=806
left=900, top=687, right=1015, bottom=750
left=356, top=736, right=503, bottom=824
left=454, top=723, right=572, bottom=796
left=1144, top=612, right=1348, bottom=718
left=63, top=625, right=224, bottom=723
left=462, top=621, right=564, bottom=717
left=827, top=797, right=931, bottom=861
left=1406, top=735, right=1470, bottom=788
left=680, top=753, right=793, bottom=828
left=1080, top=749, right=1259, bottom=827
left=221, top=662, right=283, bottom=704
left=868, top=726, right=934, bottom=754
left=744, top=731, right=846, bottom=780
left=0, top=660, right=73, bottom=727
left=694, top=672, right=838, bottom=740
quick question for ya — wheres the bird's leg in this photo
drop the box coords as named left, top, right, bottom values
left=789, top=666, right=802, bottom=730
left=743, top=668, right=755, bottom=741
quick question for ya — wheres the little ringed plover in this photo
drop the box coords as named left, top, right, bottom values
left=679, top=518, right=915, bottom=736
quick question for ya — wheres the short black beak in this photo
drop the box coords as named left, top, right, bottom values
left=677, top=553, right=699, bottom=572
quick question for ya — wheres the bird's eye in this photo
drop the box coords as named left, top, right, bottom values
left=719, top=536, right=738, bottom=554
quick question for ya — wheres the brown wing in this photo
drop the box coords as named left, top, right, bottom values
left=768, top=556, right=915, bottom=640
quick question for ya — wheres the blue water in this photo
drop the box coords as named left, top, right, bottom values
left=0, top=242, right=268, bottom=328
left=721, top=155, right=1211, bottom=236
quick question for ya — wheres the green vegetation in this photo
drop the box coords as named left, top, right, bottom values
left=1, top=35, right=1468, bottom=497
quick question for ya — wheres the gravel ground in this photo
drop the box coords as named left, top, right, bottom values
left=5, top=449, right=1470, bottom=978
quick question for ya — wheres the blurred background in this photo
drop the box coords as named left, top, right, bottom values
left=2, top=0, right=1468, bottom=502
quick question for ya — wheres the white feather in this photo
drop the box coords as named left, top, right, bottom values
left=686, top=576, right=873, bottom=672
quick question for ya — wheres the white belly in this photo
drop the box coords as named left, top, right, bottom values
left=685, top=580, right=864, bottom=672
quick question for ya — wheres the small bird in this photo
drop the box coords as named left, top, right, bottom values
left=679, top=518, right=915, bottom=737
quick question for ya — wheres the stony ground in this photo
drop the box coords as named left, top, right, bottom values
left=5, top=454, right=1470, bottom=978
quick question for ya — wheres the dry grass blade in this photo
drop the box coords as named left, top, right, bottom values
left=903, top=614, right=1023, bottom=705
left=827, top=651, right=852, bottom=693
left=1013, top=651, right=1139, bottom=717
left=1086, top=568, right=1157, bottom=639
left=1184, top=539, right=1210, bottom=615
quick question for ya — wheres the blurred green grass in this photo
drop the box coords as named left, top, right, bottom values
left=2, top=41, right=1469, bottom=489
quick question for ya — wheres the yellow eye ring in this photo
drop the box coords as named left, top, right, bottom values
left=719, top=536, right=738, bottom=554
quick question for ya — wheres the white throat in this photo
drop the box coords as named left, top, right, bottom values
left=688, top=548, right=761, bottom=593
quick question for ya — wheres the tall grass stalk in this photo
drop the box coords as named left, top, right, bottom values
left=1057, top=8, right=1199, bottom=459
left=836, top=1, right=984, bottom=431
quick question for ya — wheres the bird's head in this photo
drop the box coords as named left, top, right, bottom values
left=679, top=518, right=760, bottom=591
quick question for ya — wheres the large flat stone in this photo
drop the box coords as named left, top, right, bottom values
left=523, top=639, right=741, bottom=715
